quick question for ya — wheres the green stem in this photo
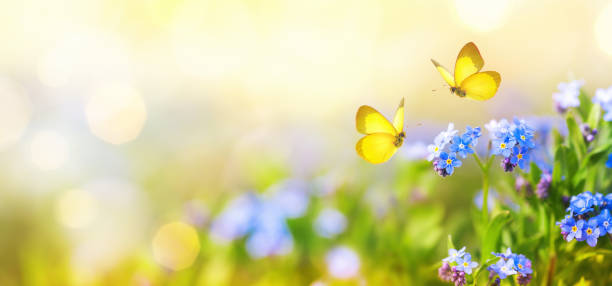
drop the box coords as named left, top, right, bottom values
left=473, top=153, right=490, bottom=226
left=546, top=207, right=557, bottom=286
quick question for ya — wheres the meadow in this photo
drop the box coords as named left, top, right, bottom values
left=1, top=0, right=612, bottom=285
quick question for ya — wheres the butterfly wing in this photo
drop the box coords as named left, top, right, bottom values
left=392, top=98, right=404, bottom=133
left=431, top=59, right=455, bottom=87
left=454, top=42, right=484, bottom=86
left=356, top=105, right=397, bottom=135
left=460, top=71, right=501, bottom=101
left=356, top=133, right=398, bottom=164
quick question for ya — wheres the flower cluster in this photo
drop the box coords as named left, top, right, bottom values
left=556, top=191, right=612, bottom=247
left=438, top=247, right=478, bottom=286
left=488, top=248, right=533, bottom=285
left=428, top=124, right=481, bottom=177
left=486, top=118, right=536, bottom=172
left=553, top=79, right=584, bottom=113
left=593, top=85, right=612, bottom=121
left=209, top=180, right=310, bottom=258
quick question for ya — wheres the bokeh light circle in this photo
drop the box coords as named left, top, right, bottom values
left=595, top=2, right=612, bottom=56
left=454, top=0, right=510, bottom=32
left=152, top=222, right=200, bottom=271
left=85, top=84, right=147, bottom=145
left=56, top=189, right=98, bottom=229
left=30, top=130, right=69, bottom=170
left=0, top=79, right=30, bottom=150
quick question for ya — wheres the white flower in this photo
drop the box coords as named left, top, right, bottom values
left=553, top=80, right=584, bottom=109
left=326, top=246, right=360, bottom=279
left=594, top=86, right=612, bottom=122
left=314, top=208, right=347, bottom=238
left=485, top=119, right=510, bottom=139
left=427, top=135, right=445, bottom=161
left=439, top=123, right=458, bottom=145
left=593, top=86, right=612, bottom=107
left=401, top=141, right=429, bottom=160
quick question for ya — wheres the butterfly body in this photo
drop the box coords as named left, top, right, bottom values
left=394, top=132, right=405, bottom=147
left=450, top=86, right=466, bottom=98
left=432, top=42, right=501, bottom=101
left=355, top=98, right=405, bottom=164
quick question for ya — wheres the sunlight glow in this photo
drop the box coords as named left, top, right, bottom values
left=454, top=0, right=510, bottom=32
left=595, top=2, right=612, bottom=56
left=85, top=84, right=147, bottom=145
left=0, top=79, right=30, bottom=151
left=30, top=130, right=69, bottom=170
left=56, top=189, right=98, bottom=229
left=152, top=222, right=201, bottom=271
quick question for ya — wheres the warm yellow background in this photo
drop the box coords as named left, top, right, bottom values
left=1, top=0, right=612, bottom=284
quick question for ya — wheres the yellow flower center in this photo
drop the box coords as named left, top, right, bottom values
left=521, top=135, right=526, bottom=140
left=586, top=228, right=592, bottom=235
left=572, top=226, right=577, bottom=232
left=518, top=264, right=523, bottom=269
left=501, top=266, right=507, bottom=272
left=500, top=143, right=506, bottom=149
left=434, top=147, right=439, bottom=152
left=517, top=154, right=523, bottom=159
left=446, top=159, right=452, bottom=165
left=463, top=262, right=469, bottom=267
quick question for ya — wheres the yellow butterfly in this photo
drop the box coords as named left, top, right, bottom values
left=431, top=42, right=501, bottom=101
left=355, top=98, right=405, bottom=164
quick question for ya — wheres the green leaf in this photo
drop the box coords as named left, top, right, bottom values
left=565, top=146, right=579, bottom=184
left=572, top=141, right=612, bottom=188
left=447, top=234, right=456, bottom=251
left=566, top=114, right=587, bottom=161
left=577, top=89, right=592, bottom=121
left=552, top=129, right=564, bottom=150
left=472, top=257, right=500, bottom=281
left=481, top=211, right=511, bottom=260
left=528, top=162, right=542, bottom=187
left=587, top=103, right=602, bottom=130
left=552, top=146, right=567, bottom=187
left=575, top=248, right=612, bottom=262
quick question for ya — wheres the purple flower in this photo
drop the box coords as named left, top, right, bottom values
left=517, top=274, right=532, bottom=285
left=536, top=174, right=551, bottom=199
left=438, top=262, right=452, bottom=281
left=433, top=160, right=450, bottom=177
left=580, top=123, right=598, bottom=143
left=501, top=156, right=516, bottom=172
left=451, top=267, right=466, bottom=286
left=515, top=176, right=533, bottom=196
